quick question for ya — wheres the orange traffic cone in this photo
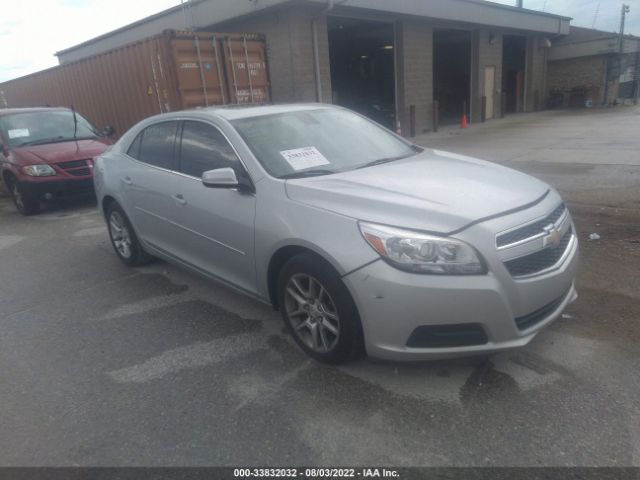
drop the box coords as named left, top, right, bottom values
left=461, top=113, right=468, bottom=129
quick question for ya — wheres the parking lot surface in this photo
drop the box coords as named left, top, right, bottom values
left=0, top=106, right=638, bottom=466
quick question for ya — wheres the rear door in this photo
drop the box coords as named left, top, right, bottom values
left=122, top=121, right=180, bottom=255
left=167, top=119, right=257, bottom=294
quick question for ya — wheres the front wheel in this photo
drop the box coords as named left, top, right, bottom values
left=106, top=203, right=154, bottom=266
left=7, top=178, right=40, bottom=216
left=278, top=253, right=364, bottom=364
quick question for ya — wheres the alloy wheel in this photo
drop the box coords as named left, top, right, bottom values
left=284, top=273, right=340, bottom=353
left=109, top=211, right=133, bottom=259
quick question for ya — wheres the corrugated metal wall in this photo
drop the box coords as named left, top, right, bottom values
left=0, top=30, right=271, bottom=137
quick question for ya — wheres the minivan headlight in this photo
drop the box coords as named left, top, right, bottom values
left=22, top=164, right=56, bottom=177
left=359, top=222, right=486, bottom=275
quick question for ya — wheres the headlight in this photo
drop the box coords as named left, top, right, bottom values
left=359, top=222, right=486, bottom=275
left=22, top=164, right=57, bottom=177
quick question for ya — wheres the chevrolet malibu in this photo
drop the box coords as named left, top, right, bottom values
left=94, top=104, right=578, bottom=364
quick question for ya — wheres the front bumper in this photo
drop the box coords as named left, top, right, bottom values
left=21, top=177, right=94, bottom=198
left=343, top=229, right=579, bottom=361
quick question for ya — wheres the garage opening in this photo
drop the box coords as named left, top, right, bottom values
left=503, top=35, right=527, bottom=113
left=328, top=17, right=396, bottom=130
left=433, top=29, right=471, bottom=125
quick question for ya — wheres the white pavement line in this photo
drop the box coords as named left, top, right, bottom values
left=0, top=235, right=25, bottom=251
left=73, top=226, right=107, bottom=237
left=108, top=332, right=265, bottom=383
left=98, top=292, right=195, bottom=320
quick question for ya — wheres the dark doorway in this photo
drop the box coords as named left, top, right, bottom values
left=433, top=29, right=471, bottom=125
left=503, top=35, right=527, bottom=113
left=328, top=17, right=396, bottom=129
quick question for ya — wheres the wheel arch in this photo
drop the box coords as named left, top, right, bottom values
left=266, top=244, right=345, bottom=310
left=101, top=195, right=119, bottom=220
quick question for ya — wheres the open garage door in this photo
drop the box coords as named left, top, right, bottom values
left=328, top=17, right=396, bottom=130
left=503, top=35, right=527, bottom=113
left=434, top=29, right=471, bottom=125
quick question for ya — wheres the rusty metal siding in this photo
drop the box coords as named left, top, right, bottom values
left=222, top=33, right=271, bottom=104
left=0, top=30, right=271, bottom=137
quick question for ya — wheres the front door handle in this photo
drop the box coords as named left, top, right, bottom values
left=121, top=176, right=133, bottom=185
left=173, top=194, right=187, bottom=206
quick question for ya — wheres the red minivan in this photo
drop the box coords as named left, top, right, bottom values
left=0, top=108, right=113, bottom=215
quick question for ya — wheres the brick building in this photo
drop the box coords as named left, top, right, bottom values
left=547, top=26, right=640, bottom=108
left=56, top=0, right=570, bottom=136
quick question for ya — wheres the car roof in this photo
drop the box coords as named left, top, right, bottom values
left=199, top=103, right=336, bottom=121
left=0, top=107, right=70, bottom=116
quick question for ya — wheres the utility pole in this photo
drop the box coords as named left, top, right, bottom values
left=619, top=4, right=630, bottom=53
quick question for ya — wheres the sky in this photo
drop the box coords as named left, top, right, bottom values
left=0, top=0, right=180, bottom=82
left=492, top=0, right=640, bottom=33
left=0, top=0, right=638, bottom=82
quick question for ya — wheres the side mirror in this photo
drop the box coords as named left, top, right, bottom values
left=102, top=125, right=115, bottom=137
left=202, top=167, right=239, bottom=188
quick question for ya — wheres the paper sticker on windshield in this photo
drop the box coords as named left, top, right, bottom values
left=280, top=147, right=330, bottom=171
left=8, top=128, right=29, bottom=139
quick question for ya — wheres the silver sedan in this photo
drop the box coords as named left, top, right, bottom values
left=94, top=104, right=578, bottom=364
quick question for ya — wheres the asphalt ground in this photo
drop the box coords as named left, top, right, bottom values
left=0, top=106, right=638, bottom=467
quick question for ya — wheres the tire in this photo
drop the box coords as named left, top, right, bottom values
left=106, top=202, right=154, bottom=267
left=6, top=177, right=40, bottom=216
left=277, top=253, right=364, bottom=364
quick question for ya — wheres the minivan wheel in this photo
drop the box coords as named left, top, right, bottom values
left=278, top=253, right=364, bottom=364
left=106, top=203, right=154, bottom=267
left=7, top=178, right=40, bottom=216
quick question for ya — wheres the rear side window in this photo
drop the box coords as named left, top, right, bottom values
left=138, top=122, right=178, bottom=170
left=178, top=121, right=240, bottom=178
left=127, top=132, right=142, bottom=159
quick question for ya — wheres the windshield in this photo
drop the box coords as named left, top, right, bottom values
left=0, top=111, right=101, bottom=148
left=231, top=109, right=419, bottom=178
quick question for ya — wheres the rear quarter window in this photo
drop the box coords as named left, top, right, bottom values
left=136, top=121, right=178, bottom=170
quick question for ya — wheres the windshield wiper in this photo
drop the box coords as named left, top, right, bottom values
left=356, top=151, right=417, bottom=170
left=17, top=136, right=97, bottom=147
left=280, top=169, right=335, bottom=179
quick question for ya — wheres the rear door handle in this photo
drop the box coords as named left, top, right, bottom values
left=173, top=194, right=187, bottom=206
left=121, top=176, right=133, bottom=185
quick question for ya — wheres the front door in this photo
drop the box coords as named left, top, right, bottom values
left=484, top=66, right=496, bottom=120
left=168, top=120, right=257, bottom=295
left=121, top=121, right=180, bottom=254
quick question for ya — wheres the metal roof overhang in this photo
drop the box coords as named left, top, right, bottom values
left=309, top=0, right=570, bottom=34
left=56, top=0, right=570, bottom=61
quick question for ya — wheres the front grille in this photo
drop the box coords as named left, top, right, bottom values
left=504, top=227, right=573, bottom=277
left=57, top=159, right=92, bottom=177
left=406, top=323, right=488, bottom=348
left=58, top=159, right=87, bottom=169
left=67, top=167, right=91, bottom=176
left=497, top=203, right=566, bottom=247
left=515, top=288, right=570, bottom=330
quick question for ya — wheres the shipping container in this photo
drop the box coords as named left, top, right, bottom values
left=0, top=30, right=271, bottom=137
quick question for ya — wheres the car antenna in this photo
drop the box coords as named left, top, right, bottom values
left=71, top=105, right=79, bottom=151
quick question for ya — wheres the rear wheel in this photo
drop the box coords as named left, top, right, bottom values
left=278, top=253, right=364, bottom=364
left=6, top=177, right=40, bottom=216
left=106, top=203, right=154, bottom=266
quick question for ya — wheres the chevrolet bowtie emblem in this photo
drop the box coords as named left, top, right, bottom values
left=543, top=224, right=562, bottom=248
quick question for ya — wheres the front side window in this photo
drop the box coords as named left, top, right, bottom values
left=231, top=108, right=418, bottom=179
left=0, top=110, right=101, bottom=148
left=178, top=121, right=240, bottom=178
left=138, top=122, right=178, bottom=170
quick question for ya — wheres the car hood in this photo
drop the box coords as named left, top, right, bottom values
left=11, top=139, right=111, bottom=165
left=284, top=149, right=550, bottom=234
